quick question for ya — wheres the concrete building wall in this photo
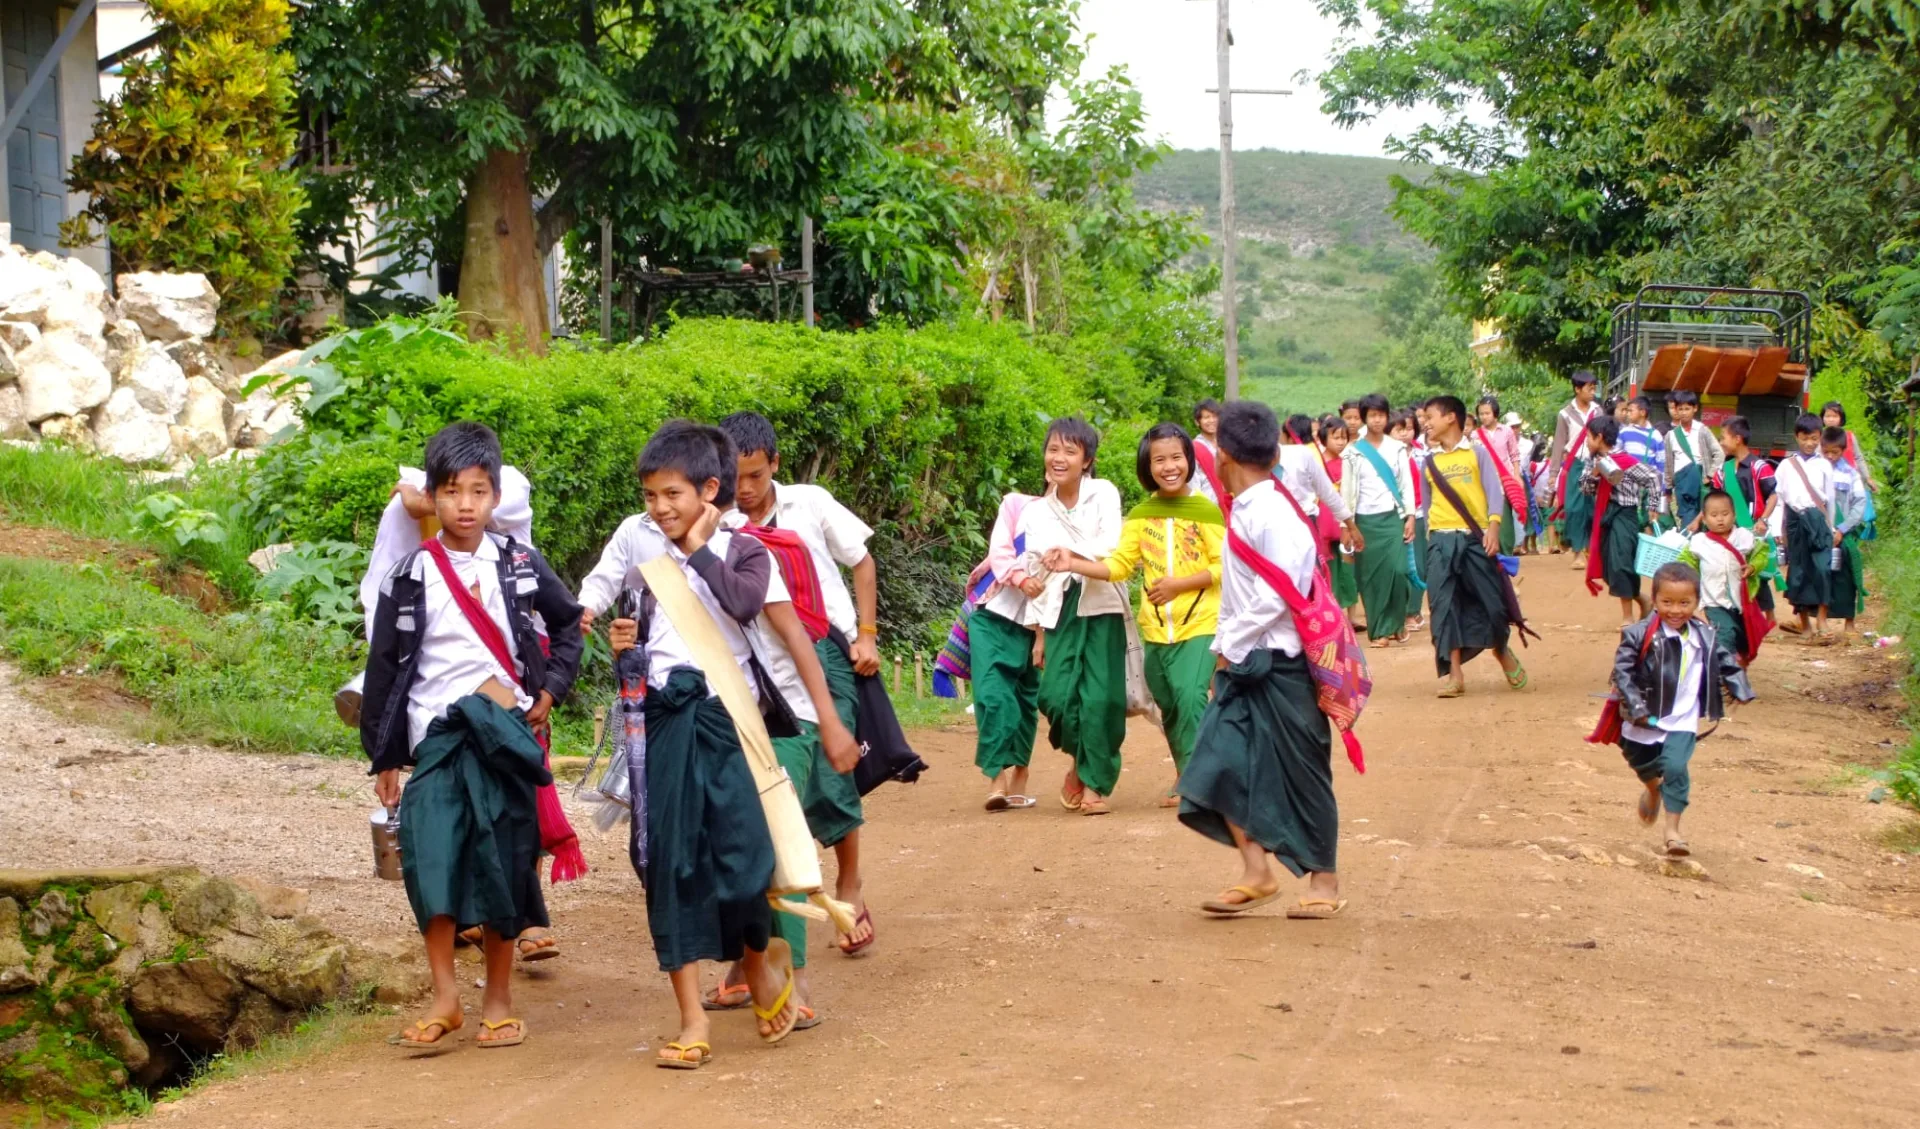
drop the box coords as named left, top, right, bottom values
left=0, top=1, right=107, bottom=273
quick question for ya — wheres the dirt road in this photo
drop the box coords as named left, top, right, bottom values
left=8, top=564, right=1920, bottom=1128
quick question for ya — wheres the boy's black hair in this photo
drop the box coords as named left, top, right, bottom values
left=1045, top=415, right=1101, bottom=474
left=1357, top=392, right=1391, bottom=418
left=424, top=421, right=503, bottom=493
left=1821, top=425, right=1847, bottom=448
left=1668, top=389, right=1700, bottom=406
left=1722, top=415, right=1752, bottom=445
left=718, top=410, right=779, bottom=461
left=1650, top=561, right=1700, bottom=600
left=1427, top=395, right=1467, bottom=428
left=1793, top=412, right=1822, bottom=436
left=1192, top=398, right=1224, bottom=423
left=1218, top=401, right=1280, bottom=469
left=1629, top=394, right=1650, bottom=409
left=1283, top=413, right=1316, bottom=445
left=1340, top=399, right=1362, bottom=415
left=1586, top=416, right=1621, bottom=446
left=638, top=419, right=731, bottom=497
left=1387, top=408, right=1417, bottom=431
left=1137, top=423, right=1196, bottom=492
left=1702, top=489, right=1734, bottom=510
left=1601, top=396, right=1620, bottom=416
left=706, top=429, right=739, bottom=508
left=1476, top=393, right=1501, bottom=416
left=1571, top=369, right=1598, bottom=386
left=1819, top=400, right=1847, bottom=425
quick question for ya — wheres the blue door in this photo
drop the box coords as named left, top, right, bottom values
left=3, top=0, right=67, bottom=254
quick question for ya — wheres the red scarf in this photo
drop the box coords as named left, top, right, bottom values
left=1552, top=403, right=1598, bottom=517
left=1584, top=452, right=1638, bottom=597
left=1473, top=427, right=1529, bottom=517
left=736, top=523, right=832, bottom=642
left=1193, top=443, right=1226, bottom=507
left=1703, top=531, right=1773, bottom=664
left=420, top=538, right=587, bottom=883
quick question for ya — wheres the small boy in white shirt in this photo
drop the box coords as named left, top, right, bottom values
left=1775, top=414, right=1837, bottom=641
left=1687, top=491, right=1758, bottom=665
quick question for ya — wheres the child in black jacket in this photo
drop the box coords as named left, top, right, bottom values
left=360, top=422, right=583, bottom=1052
left=1609, top=562, right=1754, bottom=858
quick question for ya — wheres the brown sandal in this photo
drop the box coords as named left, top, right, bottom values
left=392, top=1013, right=463, bottom=1052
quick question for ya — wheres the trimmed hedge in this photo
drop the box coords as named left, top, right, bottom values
left=248, top=314, right=1209, bottom=643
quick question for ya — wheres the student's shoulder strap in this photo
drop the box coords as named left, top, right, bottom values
left=638, top=555, right=778, bottom=774
left=1225, top=525, right=1309, bottom=615
left=1424, top=453, right=1487, bottom=540
left=1353, top=437, right=1404, bottom=511
left=1672, top=422, right=1696, bottom=460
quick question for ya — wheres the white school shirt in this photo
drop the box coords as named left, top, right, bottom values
left=360, top=465, right=534, bottom=640
left=754, top=482, right=873, bottom=638
left=714, top=512, right=818, bottom=725
left=1773, top=452, right=1834, bottom=515
left=1277, top=444, right=1353, bottom=521
left=1621, top=621, right=1705, bottom=743
left=1349, top=434, right=1414, bottom=517
left=577, top=513, right=671, bottom=615
left=643, top=531, right=783, bottom=699
left=1019, top=478, right=1128, bottom=629
left=1687, top=529, right=1753, bottom=611
left=405, top=535, right=530, bottom=751
left=1213, top=478, right=1318, bottom=663
left=1665, top=420, right=1723, bottom=482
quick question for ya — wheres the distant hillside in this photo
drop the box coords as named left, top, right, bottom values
left=1137, top=150, right=1442, bottom=409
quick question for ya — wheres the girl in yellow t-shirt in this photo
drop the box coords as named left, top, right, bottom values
left=1048, top=424, right=1224, bottom=806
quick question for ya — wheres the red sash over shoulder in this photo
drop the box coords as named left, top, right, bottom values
left=736, top=523, right=832, bottom=642
left=1585, top=453, right=1637, bottom=597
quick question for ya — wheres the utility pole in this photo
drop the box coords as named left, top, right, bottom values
left=801, top=214, right=815, bottom=328
left=1197, top=1, right=1289, bottom=400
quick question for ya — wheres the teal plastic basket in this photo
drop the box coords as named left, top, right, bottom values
left=1634, top=532, right=1683, bottom=578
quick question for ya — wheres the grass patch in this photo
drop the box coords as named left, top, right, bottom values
left=0, top=555, right=360, bottom=756
left=1865, top=481, right=1920, bottom=813
left=1876, top=817, right=1920, bottom=854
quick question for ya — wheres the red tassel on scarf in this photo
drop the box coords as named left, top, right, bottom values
left=532, top=642, right=587, bottom=884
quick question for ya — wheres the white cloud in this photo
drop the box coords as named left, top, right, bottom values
left=1073, top=0, right=1434, bottom=157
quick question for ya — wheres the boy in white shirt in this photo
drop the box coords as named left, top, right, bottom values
left=1687, top=491, right=1759, bottom=664
left=1178, top=401, right=1345, bottom=920
left=360, top=423, right=584, bottom=1051
left=1823, top=426, right=1869, bottom=636
left=1664, top=390, right=1724, bottom=531
left=1775, top=414, right=1837, bottom=641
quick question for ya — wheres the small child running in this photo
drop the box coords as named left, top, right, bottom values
left=1608, top=562, right=1754, bottom=857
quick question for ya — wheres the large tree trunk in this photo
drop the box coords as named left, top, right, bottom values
left=457, top=148, right=549, bottom=354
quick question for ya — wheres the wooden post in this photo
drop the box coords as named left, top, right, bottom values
left=801, top=215, right=815, bottom=327
left=1217, top=0, right=1238, bottom=400
left=599, top=216, right=612, bottom=342
left=892, top=655, right=903, bottom=696
left=914, top=650, right=925, bottom=699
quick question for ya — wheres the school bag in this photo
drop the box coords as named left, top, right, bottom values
left=1423, top=459, right=1541, bottom=646
left=1224, top=481, right=1370, bottom=774
left=932, top=495, right=1034, bottom=696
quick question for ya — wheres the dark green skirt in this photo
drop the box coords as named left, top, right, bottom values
left=399, top=695, right=552, bottom=938
left=1705, top=606, right=1747, bottom=665
left=1179, top=649, right=1336, bottom=877
left=1331, top=551, right=1359, bottom=609
left=1036, top=582, right=1128, bottom=796
left=1599, top=503, right=1641, bottom=599
left=1562, top=458, right=1594, bottom=550
left=1831, top=531, right=1866, bottom=619
left=1783, top=506, right=1833, bottom=614
left=1354, top=511, right=1410, bottom=641
left=972, top=606, right=1040, bottom=778
left=1426, top=529, right=1512, bottom=676
left=641, top=669, right=774, bottom=972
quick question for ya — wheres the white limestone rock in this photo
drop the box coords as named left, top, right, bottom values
left=105, top=319, right=146, bottom=375
left=15, top=328, right=113, bottom=421
left=0, top=250, right=61, bottom=314
left=167, top=338, right=239, bottom=394
left=0, top=321, right=39, bottom=353
left=170, top=376, right=233, bottom=459
left=93, top=387, right=175, bottom=464
left=0, top=337, right=15, bottom=383
left=0, top=385, right=27, bottom=440
left=37, top=413, right=97, bottom=453
left=43, top=288, right=108, bottom=348
left=116, top=272, right=219, bottom=342
left=118, top=342, right=190, bottom=417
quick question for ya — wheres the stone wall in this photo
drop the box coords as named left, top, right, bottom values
left=0, top=226, right=304, bottom=465
left=0, top=867, right=422, bottom=1118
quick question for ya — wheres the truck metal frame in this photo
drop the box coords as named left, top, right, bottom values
left=1606, top=285, right=1814, bottom=456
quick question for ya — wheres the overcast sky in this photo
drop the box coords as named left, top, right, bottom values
left=1074, top=0, right=1432, bottom=157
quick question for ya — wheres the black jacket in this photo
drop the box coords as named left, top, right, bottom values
left=1612, top=615, right=1754, bottom=730
left=360, top=533, right=584, bottom=773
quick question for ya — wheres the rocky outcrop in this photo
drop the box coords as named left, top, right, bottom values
left=0, top=240, right=303, bottom=465
left=0, top=867, right=424, bottom=1117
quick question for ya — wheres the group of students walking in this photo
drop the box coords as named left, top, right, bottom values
left=349, top=375, right=1871, bottom=1069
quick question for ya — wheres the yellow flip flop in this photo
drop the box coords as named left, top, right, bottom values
left=476, top=1017, right=526, bottom=1048
left=390, top=1014, right=462, bottom=1052
left=1285, top=897, right=1348, bottom=920
left=1201, top=885, right=1281, bottom=915
left=753, top=939, right=800, bottom=1045
left=656, top=1041, right=713, bottom=1070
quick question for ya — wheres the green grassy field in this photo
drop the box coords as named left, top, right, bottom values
left=1137, top=149, right=1437, bottom=411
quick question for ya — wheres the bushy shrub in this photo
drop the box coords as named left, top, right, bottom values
left=246, top=311, right=1213, bottom=640
left=63, top=0, right=304, bottom=330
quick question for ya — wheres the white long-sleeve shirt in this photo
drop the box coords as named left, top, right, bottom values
left=1213, top=478, right=1318, bottom=663
left=359, top=465, right=534, bottom=639
left=1688, top=528, right=1753, bottom=612
left=1019, top=479, right=1128, bottom=628
left=1277, top=444, right=1353, bottom=521
left=577, top=513, right=671, bottom=615
left=1774, top=452, right=1834, bottom=515
left=1346, top=434, right=1415, bottom=517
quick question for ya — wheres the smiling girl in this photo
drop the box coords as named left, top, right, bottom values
left=1049, top=424, right=1223, bottom=807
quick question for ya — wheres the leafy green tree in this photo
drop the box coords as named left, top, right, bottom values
left=64, top=0, right=304, bottom=332
left=292, top=0, right=912, bottom=351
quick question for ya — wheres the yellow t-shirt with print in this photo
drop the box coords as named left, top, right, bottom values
left=1101, top=513, right=1224, bottom=644
left=1427, top=443, right=1490, bottom=532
